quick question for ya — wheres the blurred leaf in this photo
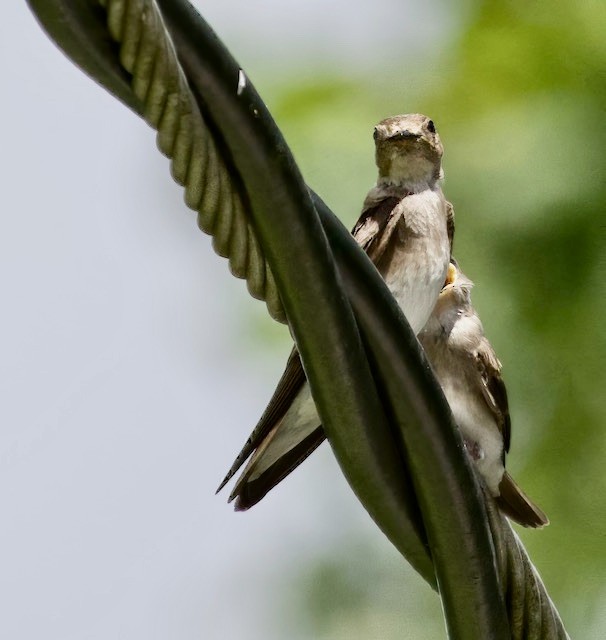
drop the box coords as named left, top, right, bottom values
left=238, top=0, right=605, bottom=637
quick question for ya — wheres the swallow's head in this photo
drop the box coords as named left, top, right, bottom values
left=427, top=259, right=475, bottom=330
left=439, top=260, right=474, bottom=303
left=374, top=114, right=444, bottom=187
left=420, top=260, right=481, bottom=346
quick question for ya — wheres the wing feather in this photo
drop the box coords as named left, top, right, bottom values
left=231, top=427, right=325, bottom=510
left=351, top=196, right=403, bottom=264
left=216, top=347, right=305, bottom=492
left=474, top=340, right=511, bottom=454
left=219, top=195, right=409, bottom=501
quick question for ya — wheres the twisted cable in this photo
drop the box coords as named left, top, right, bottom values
left=99, top=0, right=286, bottom=322
left=30, top=1, right=570, bottom=637
left=483, top=488, right=569, bottom=639
left=100, top=2, right=570, bottom=636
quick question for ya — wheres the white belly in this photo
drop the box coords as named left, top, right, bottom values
left=444, top=380, right=505, bottom=495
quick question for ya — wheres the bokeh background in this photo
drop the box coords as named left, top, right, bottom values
left=2, top=0, right=605, bottom=638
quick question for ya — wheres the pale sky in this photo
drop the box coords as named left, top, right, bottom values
left=1, top=2, right=462, bottom=638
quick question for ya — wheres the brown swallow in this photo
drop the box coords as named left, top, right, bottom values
left=218, top=114, right=453, bottom=510
left=418, top=262, right=549, bottom=527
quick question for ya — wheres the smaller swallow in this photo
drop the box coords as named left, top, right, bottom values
left=418, top=262, right=549, bottom=527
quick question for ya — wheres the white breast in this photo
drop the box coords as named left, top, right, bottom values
left=384, top=189, right=450, bottom=334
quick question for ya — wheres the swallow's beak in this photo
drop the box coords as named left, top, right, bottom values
left=445, top=263, right=457, bottom=286
left=388, top=130, right=420, bottom=141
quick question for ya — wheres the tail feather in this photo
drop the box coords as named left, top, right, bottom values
left=216, top=348, right=307, bottom=496
left=232, top=426, right=326, bottom=511
left=496, top=471, right=549, bottom=528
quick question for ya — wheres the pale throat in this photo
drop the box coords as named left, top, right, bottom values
left=449, top=312, right=483, bottom=348
left=378, top=152, right=442, bottom=192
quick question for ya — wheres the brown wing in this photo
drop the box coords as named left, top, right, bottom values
left=474, top=339, right=511, bottom=455
left=219, top=195, right=406, bottom=500
left=496, top=471, right=549, bottom=528
left=216, top=346, right=306, bottom=493
left=351, top=196, right=403, bottom=264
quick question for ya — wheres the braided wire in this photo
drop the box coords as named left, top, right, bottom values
left=93, top=1, right=568, bottom=637
left=483, top=488, right=570, bottom=639
left=98, top=0, right=286, bottom=323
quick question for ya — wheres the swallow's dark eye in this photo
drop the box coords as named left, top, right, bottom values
left=373, top=128, right=379, bottom=140
left=427, top=120, right=436, bottom=134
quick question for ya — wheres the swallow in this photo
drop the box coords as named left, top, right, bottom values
left=418, top=262, right=549, bottom=527
left=218, top=114, right=453, bottom=510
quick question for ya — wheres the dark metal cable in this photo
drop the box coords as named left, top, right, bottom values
left=90, top=0, right=438, bottom=586
left=150, top=0, right=438, bottom=589
left=101, top=0, right=287, bottom=322
left=483, top=492, right=569, bottom=639
left=26, top=0, right=570, bottom=637
left=39, top=0, right=436, bottom=587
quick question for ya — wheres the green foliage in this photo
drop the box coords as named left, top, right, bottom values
left=250, top=0, right=606, bottom=637
left=283, top=540, right=445, bottom=640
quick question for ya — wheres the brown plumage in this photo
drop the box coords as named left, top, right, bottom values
left=418, top=261, right=548, bottom=528
left=218, top=114, right=452, bottom=510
